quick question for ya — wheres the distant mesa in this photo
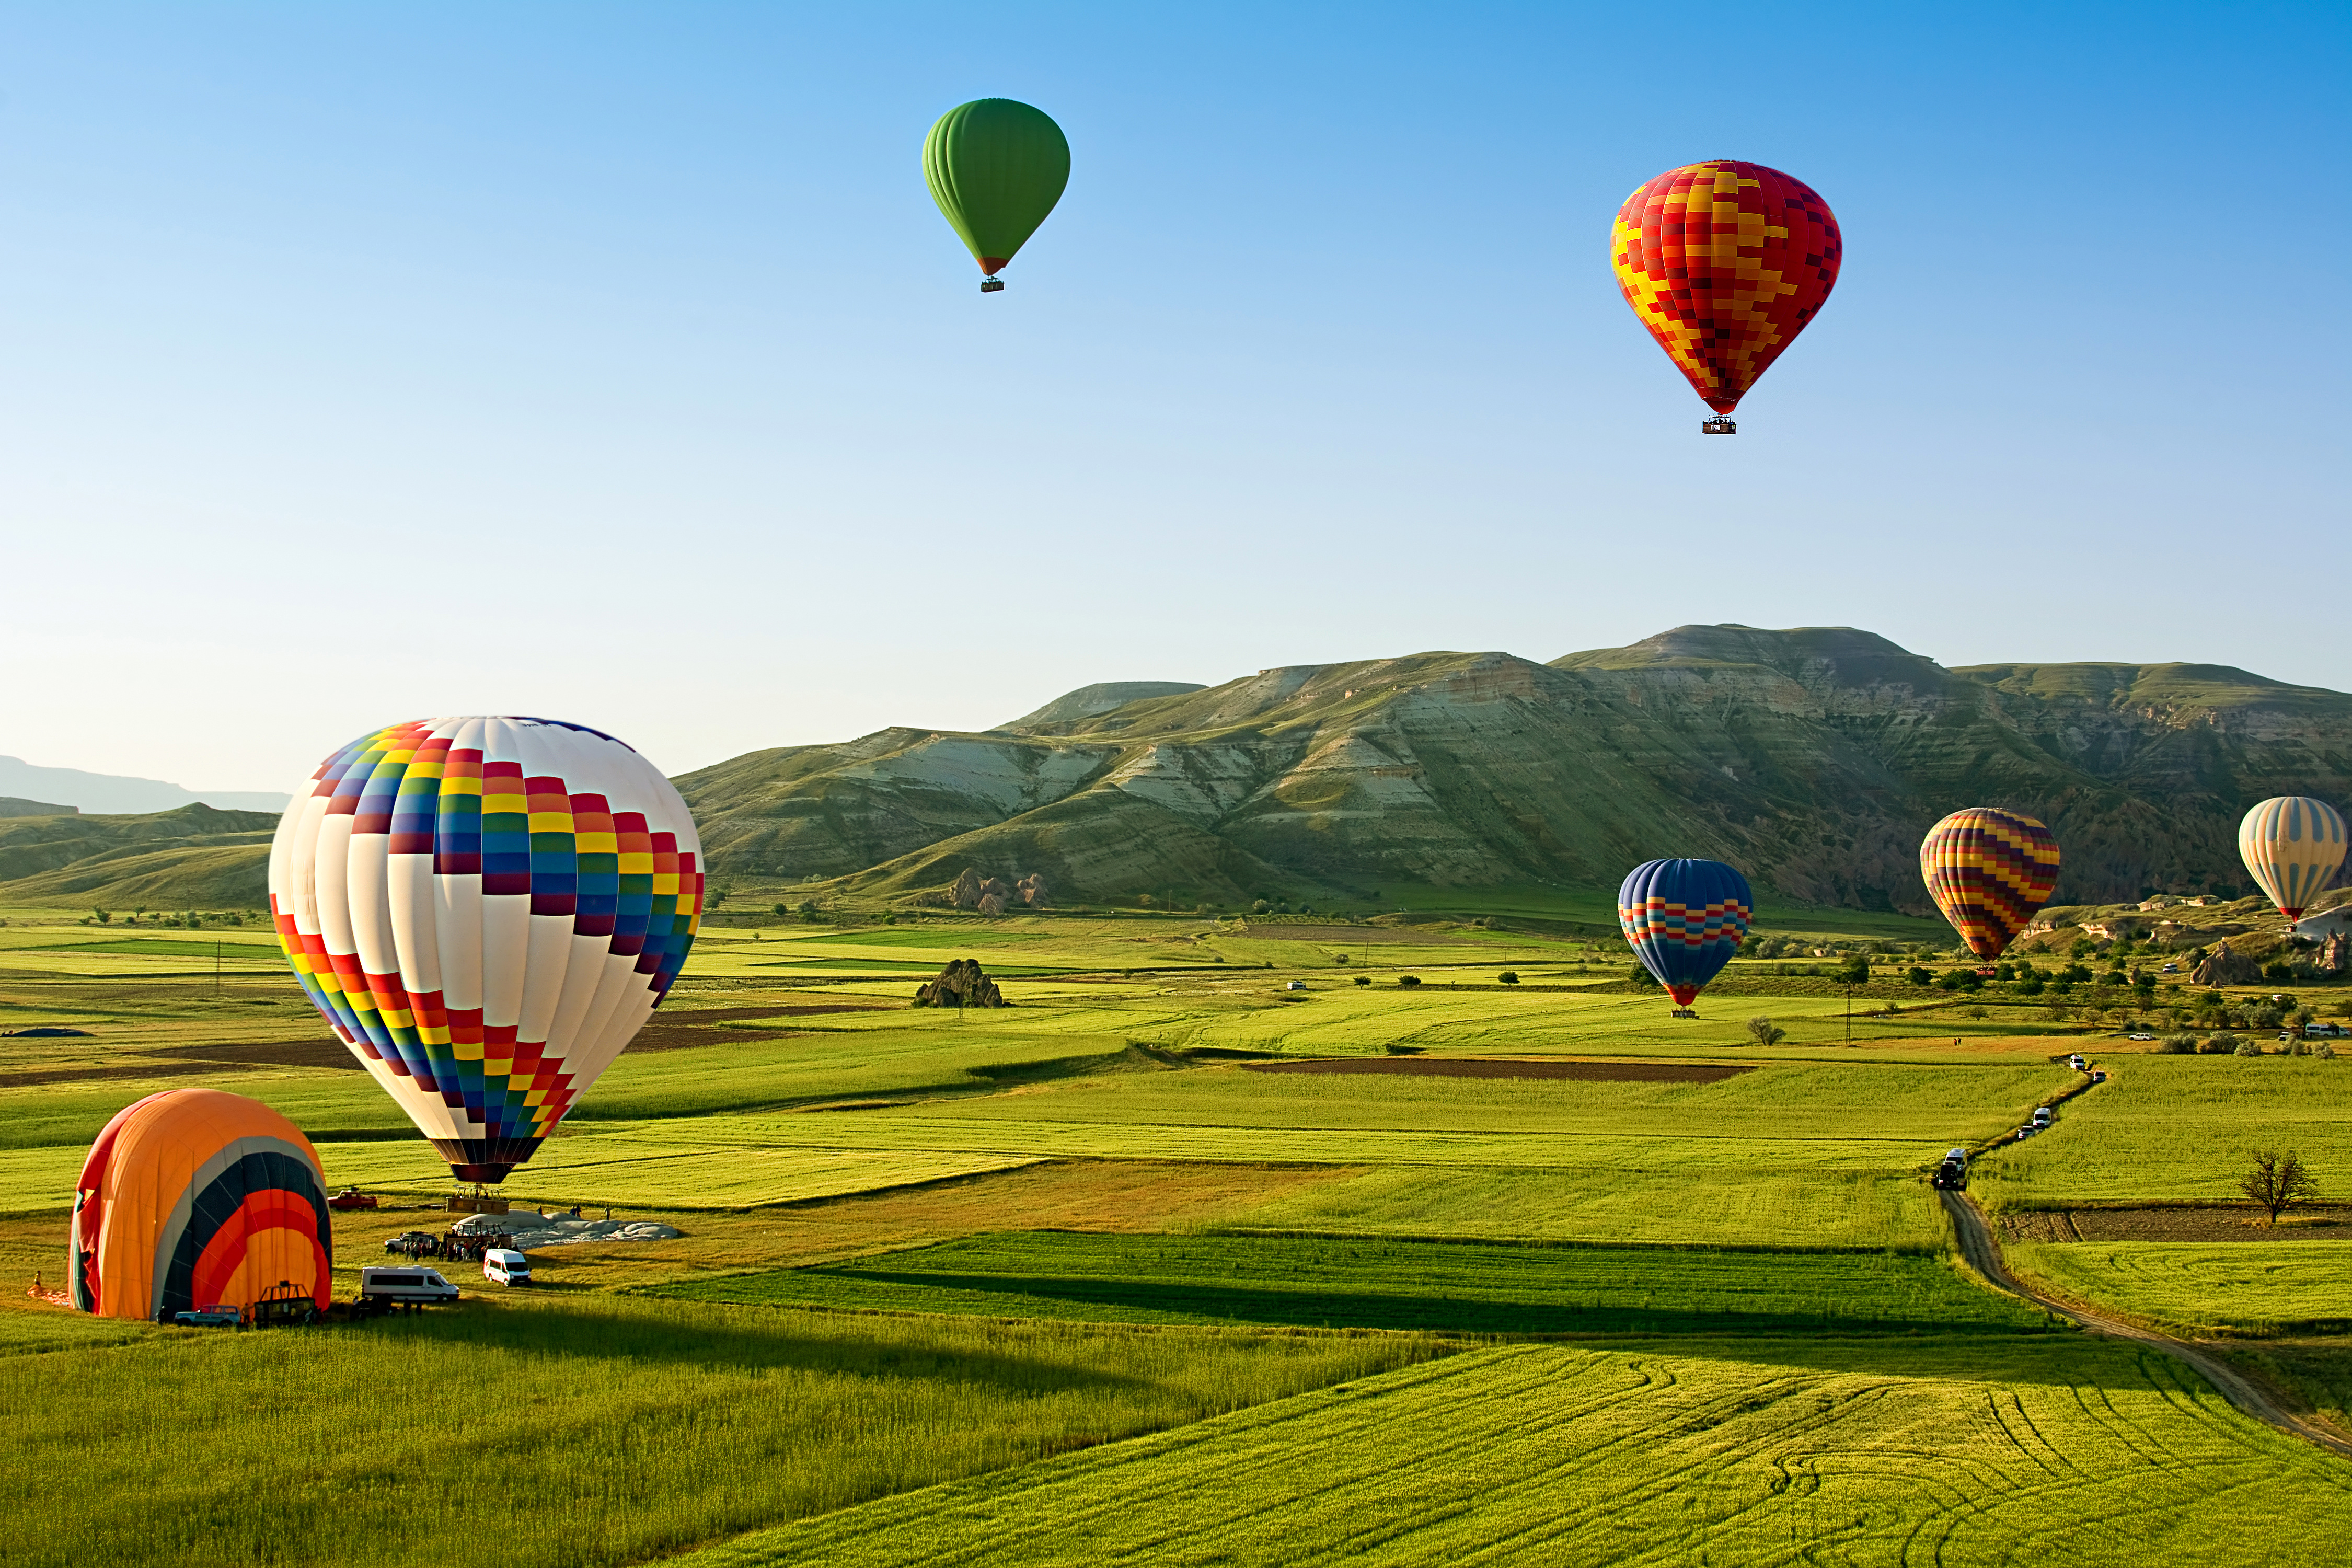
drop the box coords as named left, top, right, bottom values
left=0, top=797, right=77, bottom=818
left=0, top=755, right=289, bottom=815
left=999, top=681, right=1206, bottom=734
left=913, top=958, right=1010, bottom=1009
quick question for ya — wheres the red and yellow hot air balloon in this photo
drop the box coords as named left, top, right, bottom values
left=1920, top=809, right=2062, bottom=965
left=1610, top=160, right=1841, bottom=433
left=70, top=1090, right=332, bottom=1322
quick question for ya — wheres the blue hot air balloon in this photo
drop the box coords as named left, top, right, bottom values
left=1618, top=859, right=1754, bottom=1017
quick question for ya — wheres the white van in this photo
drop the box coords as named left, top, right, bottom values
left=2031, top=1105, right=2055, bottom=1127
left=358, top=1266, right=459, bottom=1306
left=483, top=1248, right=532, bottom=1287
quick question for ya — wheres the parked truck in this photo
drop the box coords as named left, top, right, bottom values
left=1932, top=1147, right=1968, bottom=1190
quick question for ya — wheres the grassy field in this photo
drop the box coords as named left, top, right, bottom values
left=656, top=1230, right=2055, bottom=1335
left=7, top=897, right=2348, bottom=1565
left=0, top=1295, right=1439, bottom=1568
left=1969, top=1057, right=2352, bottom=1208
left=2010, top=1240, right=2352, bottom=1335
left=674, top=1338, right=2352, bottom=1568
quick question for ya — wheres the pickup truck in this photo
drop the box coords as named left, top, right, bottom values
left=328, top=1187, right=379, bottom=1212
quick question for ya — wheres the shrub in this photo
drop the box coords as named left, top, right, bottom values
left=1497, top=972, right=1519, bottom=985
left=1905, top=965, right=1933, bottom=988
left=1630, top=965, right=1658, bottom=989
left=2201, top=1033, right=2242, bottom=1055
left=774, top=903, right=790, bottom=916
left=2263, top=960, right=2296, bottom=982
left=1964, top=1005, right=1989, bottom=1020
left=2234, top=1037, right=2265, bottom=1057
left=2319, top=1043, right=2337, bottom=1059
left=1251, top=900, right=1271, bottom=915
left=1744, top=1017, right=1787, bottom=1047
left=1353, top=976, right=1370, bottom=987
left=2157, top=1034, right=2196, bottom=1054
left=1398, top=976, right=1421, bottom=988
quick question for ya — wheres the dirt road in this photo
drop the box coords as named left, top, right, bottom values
left=1942, top=1188, right=2352, bottom=1460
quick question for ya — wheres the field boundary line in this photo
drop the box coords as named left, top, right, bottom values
left=1942, top=1189, right=2352, bottom=1461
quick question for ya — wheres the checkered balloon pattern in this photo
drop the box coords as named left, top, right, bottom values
left=1619, top=858, right=1753, bottom=1008
left=1919, top=808, right=2060, bottom=962
left=267, top=718, right=704, bottom=1183
left=1610, top=160, right=1841, bottom=414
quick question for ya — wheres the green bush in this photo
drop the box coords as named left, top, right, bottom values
left=1905, top=965, right=1933, bottom=988
left=2234, top=1038, right=2265, bottom=1057
left=2201, top=1032, right=2242, bottom=1055
left=2157, top=1034, right=2196, bottom=1054
left=1498, top=972, right=1520, bottom=986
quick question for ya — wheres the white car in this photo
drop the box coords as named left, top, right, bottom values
left=358, top=1266, right=459, bottom=1306
left=1284, top=980, right=1307, bottom=991
left=2067, top=1054, right=2088, bottom=1070
left=2127, top=1033, right=2153, bottom=1042
left=483, top=1248, right=532, bottom=1287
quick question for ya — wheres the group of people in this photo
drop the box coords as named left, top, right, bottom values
left=387, top=1230, right=514, bottom=1262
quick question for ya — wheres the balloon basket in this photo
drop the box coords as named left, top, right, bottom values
left=1670, top=1008, right=1698, bottom=1019
left=980, top=278, right=1005, bottom=293
left=1701, top=417, right=1736, bottom=435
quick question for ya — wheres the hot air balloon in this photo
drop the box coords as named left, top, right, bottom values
left=1619, top=859, right=1753, bottom=1017
left=1919, top=809, right=2060, bottom=966
left=2238, top=797, right=2347, bottom=920
left=70, top=1090, right=332, bottom=1322
left=1609, top=160, right=1841, bottom=434
left=924, top=98, right=1070, bottom=292
left=268, top=718, right=704, bottom=1185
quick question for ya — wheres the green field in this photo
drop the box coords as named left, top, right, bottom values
left=2011, top=1240, right=2352, bottom=1335
left=6, top=902, right=2349, bottom=1565
left=657, top=1230, right=2055, bottom=1334
left=676, top=1338, right=2352, bottom=1568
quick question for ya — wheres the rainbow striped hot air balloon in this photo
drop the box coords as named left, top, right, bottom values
left=1619, top=859, right=1753, bottom=1017
left=71, top=1090, right=332, bottom=1322
left=2238, top=797, right=2347, bottom=920
left=269, top=718, right=703, bottom=1185
left=1919, top=809, right=2061, bottom=965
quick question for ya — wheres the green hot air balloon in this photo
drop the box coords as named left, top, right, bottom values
left=923, top=99, right=1069, bottom=293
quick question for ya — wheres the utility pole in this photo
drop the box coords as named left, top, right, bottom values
left=215, top=942, right=222, bottom=997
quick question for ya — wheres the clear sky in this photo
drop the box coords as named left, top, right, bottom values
left=3, top=2, right=2344, bottom=793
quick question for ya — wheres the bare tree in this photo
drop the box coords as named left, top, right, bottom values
left=2239, top=1150, right=2320, bottom=1226
left=1745, top=1017, right=1787, bottom=1047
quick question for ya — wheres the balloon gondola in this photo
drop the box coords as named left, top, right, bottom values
left=1610, top=160, right=1841, bottom=432
left=924, top=98, right=1070, bottom=293
left=1919, top=809, right=2061, bottom=971
left=1619, top=859, right=1753, bottom=1018
left=268, top=718, right=704, bottom=1185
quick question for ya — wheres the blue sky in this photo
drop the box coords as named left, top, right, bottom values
left=2, top=2, right=2344, bottom=792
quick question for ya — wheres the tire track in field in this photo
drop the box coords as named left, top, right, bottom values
left=1942, top=1189, right=2352, bottom=1461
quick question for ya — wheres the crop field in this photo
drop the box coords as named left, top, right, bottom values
left=2010, top=1240, right=2352, bottom=1335
left=676, top=1338, right=2352, bottom=1568
left=6, top=897, right=2349, bottom=1565
left=0, top=1295, right=1437, bottom=1568
left=1969, top=1057, right=2352, bottom=1208
left=656, top=1231, right=2055, bottom=1335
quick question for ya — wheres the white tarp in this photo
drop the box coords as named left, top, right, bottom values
left=451, top=1210, right=682, bottom=1247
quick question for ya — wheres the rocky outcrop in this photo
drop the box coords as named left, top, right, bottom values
left=1017, top=872, right=1048, bottom=907
left=913, top=958, right=1010, bottom=1008
left=2192, top=942, right=2263, bottom=986
left=2323, top=932, right=2351, bottom=976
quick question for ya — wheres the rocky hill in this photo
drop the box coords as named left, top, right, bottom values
left=674, top=625, right=2352, bottom=914
left=0, top=803, right=279, bottom=908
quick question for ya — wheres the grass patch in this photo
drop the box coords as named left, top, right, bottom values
left=2010, top=1240, right=2352, bottom=1335
left=651, top=1231, right=2051, bottom=1335
left=673, top=1337, right=2352, bottom=1567
left=0, top=1294, right=1438, bottom=1568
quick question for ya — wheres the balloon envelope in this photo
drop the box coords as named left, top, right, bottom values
left=1610, top=160, right=1841, bottom=414
left=1619, top=859, right=1753, bottom=1007
left=71, top=1089, right=331, bottom=1321
left=268, top=717, right=704, bottom=1183
left=1919, top=809, right=2060, bottom=961
left=2238, top=797, right=2346, bottom=919
left=924, top=98, right=1070, bottom=276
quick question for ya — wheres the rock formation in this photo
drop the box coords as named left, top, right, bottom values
left=976, top=892, right=1006, bottom=915
left=1017, top=872, right=1048, bottom=907
left=950, top=868, right=984, bottom=910
left=913, top=958, right=1010, bottom=1008
left=2192, top=941, right=2262, bottom=987
left=2324, top=932, right=2351, bottom=976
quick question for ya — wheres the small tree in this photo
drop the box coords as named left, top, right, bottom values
left=1838, top=954, right=1871, bottom=986
left=773, top=902, right=790, bottom=917
left=1498, top=972, right=1520, bottom=985
left=2238, top=1149, right=2320, bottom=1226
left=1964, top=1004, right=1989, bottom=1020
left=1745, top=1016, right=1786, bottom=1047
left=1399, top=975, right=1422, bottom=988
left=92, top=908, right=111, bottom=924
left=1353, top=975, right=1370, bottom=987
left=1629, top=964, right=1658, bottom=990
left=1251, top=899, right=1271, bottom=915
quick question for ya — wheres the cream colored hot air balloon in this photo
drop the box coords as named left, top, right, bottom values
left=2237, top=796, right=2347, bottom=920
left=268, top=718, right=703, bottom=1184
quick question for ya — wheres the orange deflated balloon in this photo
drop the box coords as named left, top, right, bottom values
left=1919, top=809, right=2062, bottom=962
left=1610, top=160, right=1841, bottom=427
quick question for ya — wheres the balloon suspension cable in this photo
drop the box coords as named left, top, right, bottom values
left=1701, top=417, right=1737, bottom=435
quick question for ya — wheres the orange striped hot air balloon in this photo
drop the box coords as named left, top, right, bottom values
left=2238, top=797, right=2347, bottom=919
left=1920, top=809, right=2061, bottom=964
left=69, top=1090, right=332, bottom=1322
left=1610, top=160, right=1841, bottom=433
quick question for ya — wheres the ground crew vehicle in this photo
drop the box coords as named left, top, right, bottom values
left=483, top=1249, right=532, bottom=1287
left=2032, top=1105, right=2054, bottom=1128
left=358, top=1266, right=459, bottom=1312
left=1932, top=1148, right=1968, bottom=1189
left=171, top=1304, right=241, bottom=1327
left=2067, top=1054, right=2087, bottom=1070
